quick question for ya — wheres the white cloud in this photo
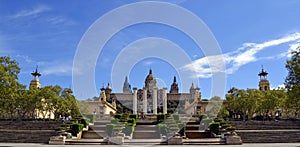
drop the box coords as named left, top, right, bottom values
left=182, top=32, right=300, bottom=78
left=11, top=5, right=51, bottom=18
left=42, top=62, right=72, bottom=76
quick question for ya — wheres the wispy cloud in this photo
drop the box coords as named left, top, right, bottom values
left=14, top=54, right=72, bottom=76
left=11, top=5, right=51, bottom=18
left=42, top=63, right=72, bottom=76
left=182, top=33, right=300, bottom=78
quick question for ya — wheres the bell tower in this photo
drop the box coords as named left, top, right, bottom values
left=170, top=76, right=179, bottom=94
left=258, top=66, right=270, bottom=91
left=29, top=66, right=41, bottom=89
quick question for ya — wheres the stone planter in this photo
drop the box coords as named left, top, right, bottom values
left=108, top=136, right=124, bottom=145
left=48, top=136, right=66, bottom=145
left=168, top=136, right=183, bottom=145
left=225, top=135, right=242, bottom=145
left=168, top=133, right=183, bottom=145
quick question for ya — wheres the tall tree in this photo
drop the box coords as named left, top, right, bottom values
left=285, top=46, right=300, bottom=117
left=0, top=56, right=25, bottom=118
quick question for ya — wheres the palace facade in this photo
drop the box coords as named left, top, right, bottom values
left=97, top=69, right=208, bottom=115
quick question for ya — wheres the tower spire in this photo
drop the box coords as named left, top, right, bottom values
left=258, top=65, right=270, bottom=91
left=29, top=66, right=41, bottom=89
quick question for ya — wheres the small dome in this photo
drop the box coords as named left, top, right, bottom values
left=106, top=83, right=111, bottom=89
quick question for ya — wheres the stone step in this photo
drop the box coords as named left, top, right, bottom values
left=186, top=125, right=201, bottom=130
left=132, top=130, right=160, bottom=139
left=94, top=121, right=110, bottom=126
left=185, top=131, right=212, bottom=139
left=237, top=131, right=300, bottom=143
left=82, top=131, right=105, bottom=139
left=134, top=125, right=158, bottom=131
left=89, top=125, right=106, bottom=131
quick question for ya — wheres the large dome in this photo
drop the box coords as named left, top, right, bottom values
left=145, top=69, right=157, bottom=89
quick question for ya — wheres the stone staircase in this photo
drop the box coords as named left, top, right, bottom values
left=227, top=120, right=300, bottom=143
left=0, top=120, right=61, bottom=143
left=81, top=120, right=110, bottom=139
left=132, top=120, right=160, bottom=139
left=185, top=121, right=212, bottom=139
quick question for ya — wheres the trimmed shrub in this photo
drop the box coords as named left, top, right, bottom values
left=221, top=124, right=231, bottom=129
left=129, top=114, right=138, bottom=120
left=172, top=114, right=180, bottom=121
left=226, top=126, right=236, bottom=132
left=106, top=124, right=116, bottom=137
left=198, top=114, right=208, bottom=121
left=114, top=114, right=122, bottom=120
left=214, top=118, right=222, bottom=122
left=202, top=118, right=213, bottom=128
left=55, top=127, right=66, bottom=131
left=127, top=118, right=136, bottom=125
left=122, top=125, right=134, bottom=136
left=158, top=124, right=167, bottom=136
left=84, top=114, right=96, bottom=123
left=111, top=118, right=119, bottom=124
left=209, top=122, right=220, bottom=135
left=178, top=123, right=185, bottom=136
left=60, top=124, right=71, bottom=128
left=70, top=123, right=84, bottom=136
left=157, top=114, right=166, bottom=123
left=80, top=118, right=90, bottom=128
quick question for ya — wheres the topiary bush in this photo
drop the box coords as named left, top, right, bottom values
left=129, top=114, right=138, bottom=120
left=198, top=114, right=208, bottom=121
left=122, top=125, right=134, bottom=136
left=106, top=124, right=116, bottom=137
left=209, top=122, right=220, bottom=135
left=80, top=118, right=90, bottom=128
left=221, top=124, right=231, bottom=129
left=127, top=118, right=136, bottom=125
left=177, top=123, right=185, bottom=136
left=84, top=114, right=96, bottom=123
left=157, top=114, right=166, bottom=123
left=114, top=114, right=122, bottom=120
left=70, top=123, right=84, bottom=136
left=158, top=124, right=167, bottom=136
left=226, top=126, right=236, bottom=132
left=172, top=114, right=180, bottom=121
left=111, top=118, right=119, bottom=124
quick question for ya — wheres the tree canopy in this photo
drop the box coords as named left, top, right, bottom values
left=0, top=56, right=80, bottom=119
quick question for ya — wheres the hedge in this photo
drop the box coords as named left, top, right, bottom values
left=106, top=124, right=116, bottom=137
left=114, top=114, right=122, bottom=120
left=209, top=122, right=220, bottom=135
left=70, top=123, right=84, bottom=136
left=157, top=114, right=166, bottom=123
left=178, top=123, right=185, bottom=136
left=172, top=114, right=180, bottom=121
left=158, top=124, right=167, bottom=136
left=80, top=118, right=90, bottom=128
left=122, top=125, right=134, bottom=136
left=84, top=114, right=96, bottom=123
left=129, top=114, right=138, bottom=120
left=111, top=118, right=119, bottom=124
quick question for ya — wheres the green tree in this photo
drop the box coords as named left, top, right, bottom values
left=0, top=56, right=25, bottom=118
left=285, top=46, right=300, bottom=117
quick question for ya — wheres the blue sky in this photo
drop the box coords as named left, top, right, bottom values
left=1, top=0, right=300, bottom=100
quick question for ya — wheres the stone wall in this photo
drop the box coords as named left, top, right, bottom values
left=0, top=121, right=61, bottom=143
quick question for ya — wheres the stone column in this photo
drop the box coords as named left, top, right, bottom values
left=143, top=89, right=147, bottom=114
left=153, top=88, right=158, bottom=114
left=133, top=88, right=137, bottom=114
left=162, top=88, right=168, bottom=114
